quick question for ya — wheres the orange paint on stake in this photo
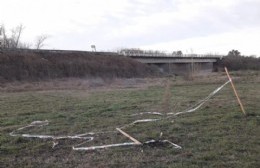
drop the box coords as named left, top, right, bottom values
left=224, top=67, right=246, bottom=115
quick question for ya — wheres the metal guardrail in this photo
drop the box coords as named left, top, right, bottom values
left=119, top=51, right=223, bottom=58
left=122, top=53, right=222, bottom=58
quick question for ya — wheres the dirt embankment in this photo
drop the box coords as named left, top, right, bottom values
left=0, top=49, right=159, bottom=82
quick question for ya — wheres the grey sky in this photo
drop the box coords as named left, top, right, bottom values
left=1, top=0, right=260, bottom=55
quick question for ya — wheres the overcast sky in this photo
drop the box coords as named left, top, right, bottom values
left=1, top=0, right=260, bottom=55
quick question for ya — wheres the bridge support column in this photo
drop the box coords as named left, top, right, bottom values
left=152, top=62, right=214, bottom=76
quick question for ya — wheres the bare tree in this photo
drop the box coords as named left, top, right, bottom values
left=1, top=24, right=48, bottom=49
left=0, top=24, right=8, bottom=48
left=0, top=26, right=3, bottom=47
left=35, top=35, right=48, bottom=49
left=176, top=50, right=183, bottom=56
left=13, top=24, right=24, bottom=48
left=0, top=24, right=25, bottom=49
left=228, top=49, right=241, bottom=57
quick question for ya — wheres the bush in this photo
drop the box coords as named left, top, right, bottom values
left=220, top=55, right=260, bottom=71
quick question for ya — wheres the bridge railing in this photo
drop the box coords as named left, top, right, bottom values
left=120, top=51, right=223, bottom=58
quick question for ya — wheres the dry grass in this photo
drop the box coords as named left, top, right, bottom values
left=1, top=71, right=259, bottom=93
left=0, top=71, right=259, bottom=167
left=0, top=77, right=163, bottom=92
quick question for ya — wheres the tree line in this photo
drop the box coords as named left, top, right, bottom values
left=221, top=49, right=260, bottom=70
left=0, top=24, right=48, bottom=49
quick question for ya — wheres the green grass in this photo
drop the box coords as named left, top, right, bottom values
left=0, top=76, right=259, bottom=168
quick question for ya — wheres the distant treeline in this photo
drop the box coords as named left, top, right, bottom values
left=0, top=49, right=159, bottom=82
left=221, top=55, right=260, bottom=71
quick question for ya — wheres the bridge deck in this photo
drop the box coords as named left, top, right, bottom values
left=126, top=55, right=220, bottom=64
left=131, top=58, right=218, bottom=64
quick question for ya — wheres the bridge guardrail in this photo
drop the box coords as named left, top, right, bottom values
left=120, top=52, right=223, bottom=58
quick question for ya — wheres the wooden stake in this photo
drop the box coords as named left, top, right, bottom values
left=224, top=67, right=246, bottom=115
left=116, top=128, right=142, bottom=145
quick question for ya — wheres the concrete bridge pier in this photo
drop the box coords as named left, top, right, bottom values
left=150, top=62, right=216, bottom=76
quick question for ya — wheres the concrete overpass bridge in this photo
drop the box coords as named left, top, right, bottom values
left=124, top=53, right=222, bottom=75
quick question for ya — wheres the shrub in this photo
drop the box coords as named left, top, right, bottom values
left=221, top=55, right=260, bottom=71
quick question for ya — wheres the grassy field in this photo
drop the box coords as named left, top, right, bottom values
left=0, top=72, right=259, bottom=168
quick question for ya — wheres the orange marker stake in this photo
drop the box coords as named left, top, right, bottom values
left=224, top=67, right=246, bottom=115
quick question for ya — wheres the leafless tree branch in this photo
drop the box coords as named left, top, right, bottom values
left=35, top=35, right=48, bottom=49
